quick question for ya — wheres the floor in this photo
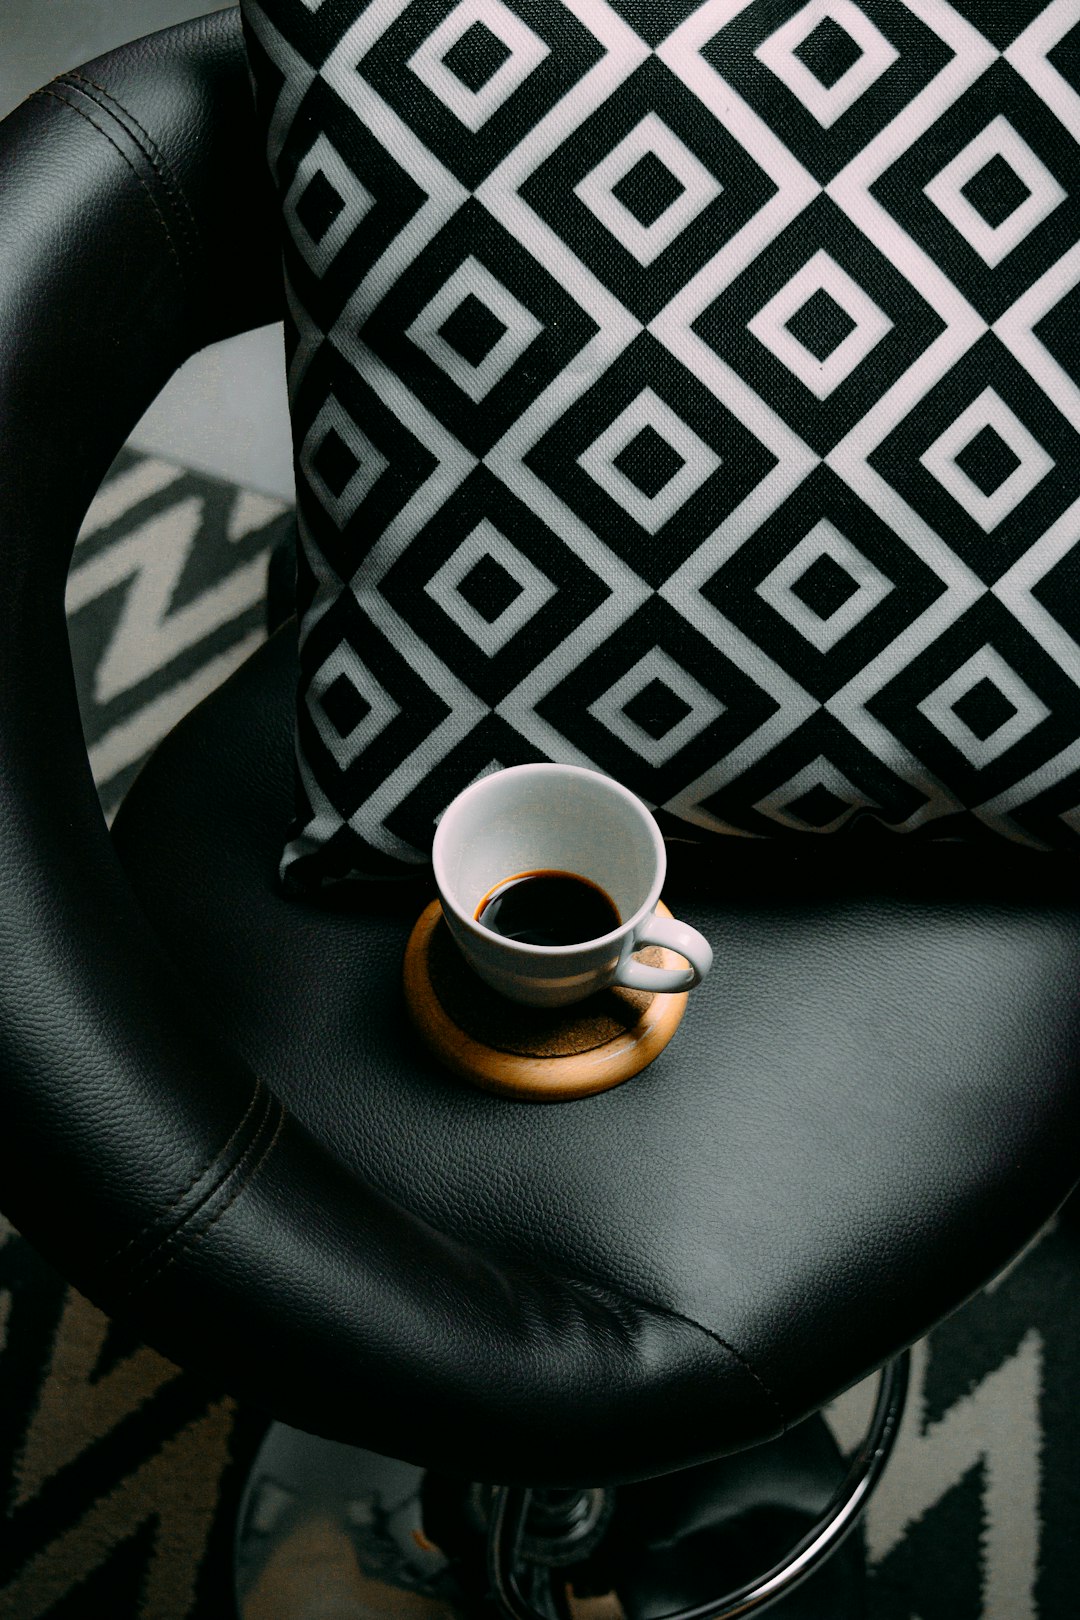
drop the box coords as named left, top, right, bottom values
left=0, top=0, right=295, bottom=502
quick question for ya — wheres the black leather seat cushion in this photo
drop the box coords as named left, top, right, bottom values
left=111, top=625, right=1080, bottom=1479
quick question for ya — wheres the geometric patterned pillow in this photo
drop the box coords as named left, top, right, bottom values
left=241, top=0, right=1080, bottom=886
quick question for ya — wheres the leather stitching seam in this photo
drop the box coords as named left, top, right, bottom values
left=637, top=1295, right=788, bottom=1429
left=61, top=72, right=201, bottom=273
left=103, top=1076, right=264, bottom=1268
left=126, top=1094, right=275, bottom=1287
left=572, top=1277, right=788, bottom=1429
left=35, top=87, right=187, bottom=287
left=119, top=1096, right=285, bottom=1302
left=118, top=1087, right=275, bottom=1285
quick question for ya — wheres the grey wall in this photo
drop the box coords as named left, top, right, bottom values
left=2, top=1, right=295, bottom=500
left=1, top=1, right=235, bottom=121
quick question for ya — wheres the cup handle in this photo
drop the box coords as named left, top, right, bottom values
left=614, top=914, right=713, bottom=994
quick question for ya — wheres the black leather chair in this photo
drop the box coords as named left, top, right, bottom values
left=2, top=11, right=1079, bottom=1616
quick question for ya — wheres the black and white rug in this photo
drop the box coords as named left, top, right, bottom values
left=0, top=449, right=1077, bottom=1616
left=839, top=1218, right=1080, bottom=1620
left=65, top=446, right=293, bottom=821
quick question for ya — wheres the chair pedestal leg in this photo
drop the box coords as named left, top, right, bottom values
left=234, top=1425, right=467, bottom=1620
left=544, top=1419, right=867, bottom=1620
left=234, top=1360, right=907, bottom=1620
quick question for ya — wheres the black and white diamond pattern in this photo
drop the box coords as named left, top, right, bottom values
left=586, top=646, right=726, bottom=768
left=866, top=596, right=1080, bottom=805
left=754, top=0, right=900, bottom=130
left=335, top=0, right=605, bottom=189
left=272, top=74, right=430, bottom=331
left=915, top=643, right=1049, bottom=769
left=282, top=132, right=375, bottom=278
left=918, top=385, right=1055, bottom=535
left=377, top=467, right=610, bottom=706
left=868, top=335, right=1080, bottom=584
left=697, top=0, right=955, bottom=183
left=239, top=0, right=1080, bottom=881
left=519, top=56, right=778, bottom=322
left=699, top=709, right=930, bottom=838
left=699, top=467, right=946, bottom=703
left=923, top=113, right=1066, bottom=269
left=307, top=635, right=402, bottom=769
left=360, top=201, right=598, bottom=457
left=525, top=334, right=777, bottom=588
left=423, top=520, right=556, bottom=656
left=576, top=385, right=721, bottom=536
left=572, top=109, right=724, bottom=268
left=299, top=393, right=389, bottom=531
left=870, top=60, right=1080, bottom=322
left=746, top=247, right=894, bottom=401
left=754, top=519, right=893, bottom=653
left=692, top=195, right=946, bottom=454
left=534, top=598, right=780, bottom=805
left=404, top=255, right=543, bottom=403
left=753, top=754, right=879, bottom=833
left=406, top=0, right=551, bottom=134
left=291, top=345, right=440, bottom=585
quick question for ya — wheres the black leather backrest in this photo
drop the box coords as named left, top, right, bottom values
left=0, top=10, right=283, bottom=1266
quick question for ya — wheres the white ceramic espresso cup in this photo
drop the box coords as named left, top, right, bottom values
left=431, top=763, right=712, bottom=1009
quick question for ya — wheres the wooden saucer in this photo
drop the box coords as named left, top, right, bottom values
left=402, top=900, right=688, bottom=1102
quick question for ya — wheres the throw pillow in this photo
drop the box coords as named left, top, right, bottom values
left=241, top=0, right=1080, bottom=885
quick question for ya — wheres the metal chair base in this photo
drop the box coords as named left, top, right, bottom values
left=234, top=1355, right=908, bottom=1620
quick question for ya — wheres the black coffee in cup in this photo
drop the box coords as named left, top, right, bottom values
left=475, top=869, right=620, bottom=948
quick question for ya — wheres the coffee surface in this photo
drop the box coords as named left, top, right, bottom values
left=476, top=870, right=620, bottom=947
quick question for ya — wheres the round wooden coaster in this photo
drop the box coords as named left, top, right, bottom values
left=402, top=900, right=688, bottom=1102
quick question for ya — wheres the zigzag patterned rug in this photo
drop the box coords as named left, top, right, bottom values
left=0, top=451, right=1077, bottom=1616
left=66, top=446, right=293, bottom=823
